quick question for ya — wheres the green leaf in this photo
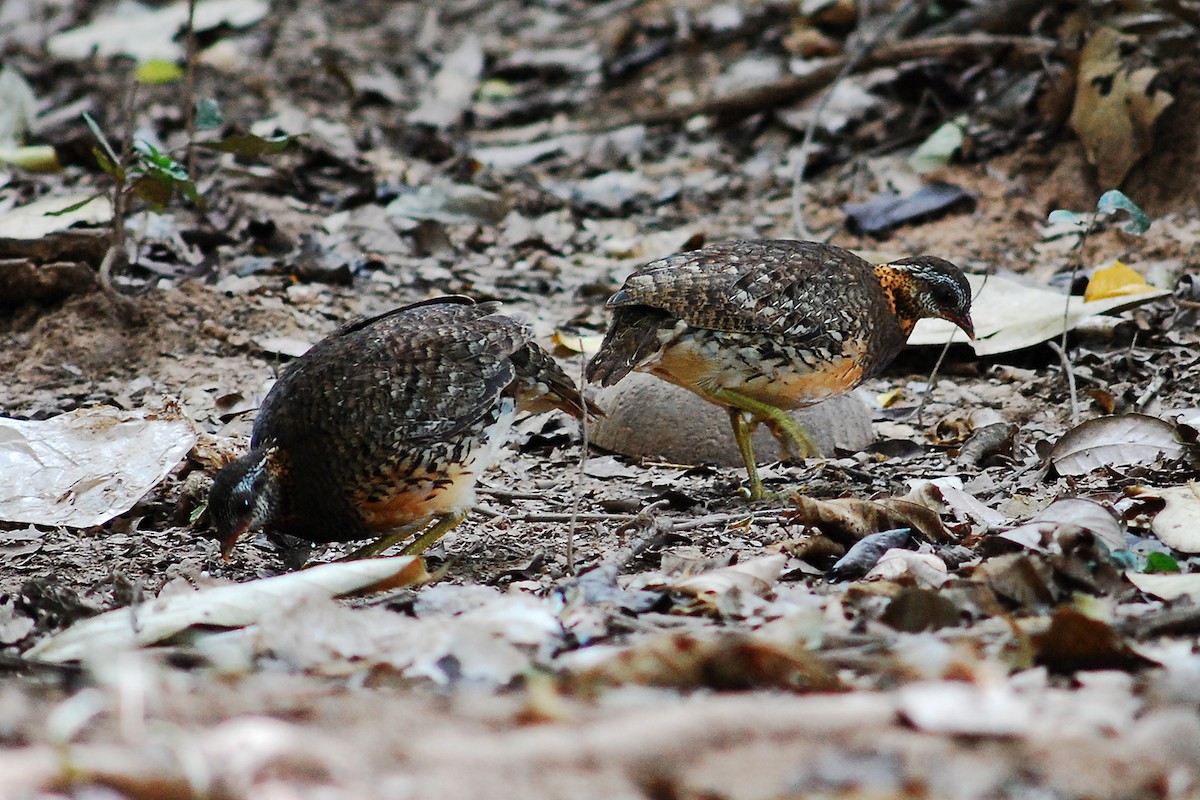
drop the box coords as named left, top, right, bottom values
left=130, top=174, right=173, bottom=212
left=195, top=98, right=223, bottom=131
left=136, top=59, right=184, bottom=85
left=91, top=146, right=124, bottom=180
left=133, top=139, right=190, bottom=181
left=1096, top=190, right=1151, bottom=235
left=909, top=117, right=966, bottom=175
left=177, top=177, right=206, bottom=210
left=83, top=112, right=119, bottom=165
left=198, top=132, right=291, bottom=157
left=1046, top=209, right=1085, bottom=227
left=44, top=192, right=107, bottom=216
left=1144, top=552, right=1181, bottom=574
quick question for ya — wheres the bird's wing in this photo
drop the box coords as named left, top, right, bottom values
left=608, top=240, right=873, bottom=340
left=252, top=299, right=525, bottom=449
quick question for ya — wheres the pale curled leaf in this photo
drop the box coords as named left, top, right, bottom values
left=669, top=554, right=786, bottom=599
left=408, top=35, right=485, bottom=128
left=900, top=681, right=1034, bottom=735
left=0, top=194, right=113, bottom=238
left=999, top=498, right=1125, bottom=553
left=903, top=477, right=1005, bottom=526
left=909, top=274, right=1169, bottom=355
left=1126, top=570, right=1200, bottom=601
left=1147, top=482, right=1200, bottom=553
left=864, top=549, right=949, bottom=588
left=48, top=0, right=268, bottom=62
left=0, top=66, right=37, bottom=148
left=0, top=407, right=195, bottom=528
left=27, top=557, right=426, bottom=662
left=1050, top=414, right=1186, bottom=477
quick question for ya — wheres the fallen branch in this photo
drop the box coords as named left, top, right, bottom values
left=594, top=34, right=1056, bottom=131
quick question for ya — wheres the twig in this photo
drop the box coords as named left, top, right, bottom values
left=590, top=34, right=1054, bottom=132
left=915, top=273, right=986, bottom=426
left=670, top=511, right=790, bottom=531
left=478, top=488, right=561, bottom=502
left=565, top=350, right=591, bottom=575
left=791, top=0, right=931, bottom=238
left=520, top=512, right=634, bottom=523
left=183, top=0, right=199, bottom=180
left=606, top=499, right=672, bottom=571
left=915, top=334, right=954, bottom=428
left=1047, top=340, right=1080, bottom=426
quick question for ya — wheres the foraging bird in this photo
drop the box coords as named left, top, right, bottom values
left=209, top=295, right=599, bottom=562
left=586, top=240, right=974, bottom=499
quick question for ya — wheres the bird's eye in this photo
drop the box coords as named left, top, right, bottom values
left=238, top=496, right=252, bottom=512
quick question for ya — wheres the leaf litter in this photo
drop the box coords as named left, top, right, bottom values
left=3, top=0, right=1200, bottom=797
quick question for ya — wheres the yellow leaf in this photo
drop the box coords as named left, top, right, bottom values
left=553, top=331, right=604, bottom=354
left=1084, top=260, right=1154, bottom=302
left=136, top=59, right=184, bottom=84
left=876, top=388, right=902, bottom=408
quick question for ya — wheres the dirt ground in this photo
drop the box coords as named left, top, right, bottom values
left=2, top=1, right=1200, bottom=798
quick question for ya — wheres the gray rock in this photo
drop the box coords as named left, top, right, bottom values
left=587, top=371, right=875, bottom=467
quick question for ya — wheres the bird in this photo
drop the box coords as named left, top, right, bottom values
left=208, top=295, right=600, bottom=562
left=586, top=240, right=974, bottom=499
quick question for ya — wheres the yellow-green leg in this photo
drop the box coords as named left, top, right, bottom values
left=727, top=408, right=764, bottom=500
left=342, top=511, right=467, bottom=560
left=711, top=388, right=822, bottom=500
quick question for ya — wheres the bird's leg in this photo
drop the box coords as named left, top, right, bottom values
left=712, top=388, right=821, bottom=461
left=401, top=511, right=467, bottom=556
left=727, top=407, right=764, bottom=500
left=341, top=511, right=467, bottom=560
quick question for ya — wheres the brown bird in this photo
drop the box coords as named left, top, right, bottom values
left=209, top=295, right=598, bottom=562
left=586, top=240, right=974, bottom=499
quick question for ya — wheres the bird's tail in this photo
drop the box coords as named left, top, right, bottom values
left=585, top=306, right=670, bottom=387
left=510, top=340, right=605, bottom=419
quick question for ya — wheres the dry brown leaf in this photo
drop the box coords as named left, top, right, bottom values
left=1069, top=27, right=1174, bottom=186
left=1049, top=414, right=1187, bottom=477
left=1000, top=497, right=1125, bottom=553
left=1032, top=606, right=1157, bottom=674
left=562, top=631, right=842, bottom=692
left=789, top=495, right=954, bottom=543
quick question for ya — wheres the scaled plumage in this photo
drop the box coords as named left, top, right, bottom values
left=209, top=295, right=598, bottom=562
left=586, top=240, right=974, bottom=498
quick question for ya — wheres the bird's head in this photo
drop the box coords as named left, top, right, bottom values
left=208, top=446, right=281, bottom=560
left=881, top=255, right=975, bottom=339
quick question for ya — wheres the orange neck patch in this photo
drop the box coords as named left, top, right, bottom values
left=873, top=264, right=922, bottom=336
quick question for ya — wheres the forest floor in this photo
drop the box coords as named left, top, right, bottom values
left=2, top=1, right=1200, bottom=798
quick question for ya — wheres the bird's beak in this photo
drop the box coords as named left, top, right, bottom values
left=220, top=521, right=250, bottom=562
left=943, top=311, right=975, bottom=341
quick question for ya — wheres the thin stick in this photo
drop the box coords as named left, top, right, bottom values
left=565, top=350, right=591, bottom=575
left=184, top=0, right=199, bottom=180
left=914, top=331, right=953, bottom=427
left=916, top=273, right=986, bottom=426
left=591, top=34, right=1054, bottom=132
left=1047, top=340, right=1080, bottom=426
left=792, top=0, right=930, bottom=238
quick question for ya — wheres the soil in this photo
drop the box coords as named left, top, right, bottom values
left=2, top=1, right=1200, bottom=797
